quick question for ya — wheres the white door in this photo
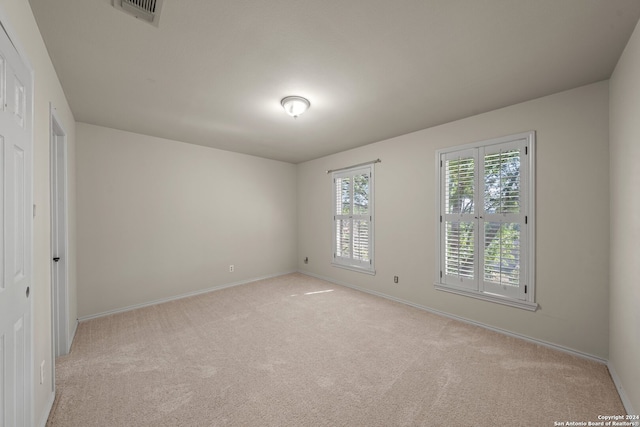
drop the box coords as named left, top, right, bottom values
left=0, top=22, right=33, bottom=427
left=51, top=111, right=69, bottom=358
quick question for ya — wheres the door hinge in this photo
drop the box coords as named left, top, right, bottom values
left=440, top=271, right=443, bottom=278
left=440, top=160, right=443, bottom=167
left=525, top=216, right=528, bottom=224
left=440, top=215, right=442, bottom=223
left=525, top=146, right=528, bottom=155
left=524, top=285, right=528, bottom=294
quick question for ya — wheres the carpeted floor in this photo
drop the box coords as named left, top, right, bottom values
left=47, top=273, right=624, bottom=426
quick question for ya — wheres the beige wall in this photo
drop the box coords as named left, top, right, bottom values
left=609, top=19, right=640, bottom=415
left=76, top=123, right=297, bottom=318
left=298, top=81, right=610, bottom=359
left=0, top=1, right=77, bottom=425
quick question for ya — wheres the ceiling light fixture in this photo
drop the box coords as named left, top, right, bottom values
left=281, top=96, right=310, bottom=118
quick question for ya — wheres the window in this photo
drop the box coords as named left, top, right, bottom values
left=332, top=165, right=375, bottom=274
left=435, top=132, right=536, bottom=310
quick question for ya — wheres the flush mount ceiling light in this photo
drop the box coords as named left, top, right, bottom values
left=281, top=96, right=310, bottom=118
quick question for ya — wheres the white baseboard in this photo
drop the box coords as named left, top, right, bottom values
left=300, top=270, right=607, bottom=364
left=38, top=390, right=55, bottom=427
left=607, top=362, right=637, bottom=415
left=78, top=271, right=297, bottom=322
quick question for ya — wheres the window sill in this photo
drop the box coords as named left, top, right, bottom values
left=332, top=262, right=376, bottom=276
left=434, top=283, right=538, bottom=311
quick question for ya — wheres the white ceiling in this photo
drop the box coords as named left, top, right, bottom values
left=29, top=0, right=640, bottom=163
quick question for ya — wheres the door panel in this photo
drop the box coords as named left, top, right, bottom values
left=0, top=136, right=3, bottom=292
left=0, top=334, right=4, bottom=427
left=0, top=21, right=32, bottom=427
left=14, top=318, right=24, bottom=427
left=13, top=145, right=25, bottom=281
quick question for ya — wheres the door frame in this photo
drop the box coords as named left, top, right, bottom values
left=50, top=104, right=69, bottom=362
left=0, top=5, right=35, bottom=426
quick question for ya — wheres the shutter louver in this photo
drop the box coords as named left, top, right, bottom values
left=483, top=222, right=520, bottom=286
left=445, top=221, right=475, bottom=278
left=446, top=157, right=475, bottom=214
left=336, top=177, right=350, bottom=215
left=484, top=149, right=520, bottom=214
left=337, top=219, right=351, bottom=258
left=353, top=220, right=369, bottom=262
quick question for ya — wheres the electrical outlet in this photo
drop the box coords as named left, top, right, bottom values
left=394, top=276, right=399, bottom=284
left=40, top=360, right=45, bottom=384
left=229, top=264, right=234, bottom=273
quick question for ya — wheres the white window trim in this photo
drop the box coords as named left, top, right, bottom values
left=434, top=131, right=537, bottom=311
left=332, top=165, right=375, bottom=275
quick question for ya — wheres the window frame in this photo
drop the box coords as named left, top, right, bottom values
left=332, top=164, right=375, bottom=275
left=434, top=131, right=537, bottom=311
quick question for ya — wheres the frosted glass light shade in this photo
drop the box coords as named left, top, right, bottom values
left=281, top=96, right=310, bottom=118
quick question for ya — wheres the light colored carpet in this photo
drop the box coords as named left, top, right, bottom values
left=47, top=273, right=624, bottom=426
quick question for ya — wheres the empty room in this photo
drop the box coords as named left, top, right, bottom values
left=1, top=0, right=639, bottom=426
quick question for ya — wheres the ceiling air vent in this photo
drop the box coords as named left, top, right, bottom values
left=113, top=0, right=164, bottom=27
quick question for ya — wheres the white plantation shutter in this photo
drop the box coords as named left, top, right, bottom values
left=332, top=165, right=375, bottom=273
left=436, top=132, right=536, bottom=310
left=441, top=150, right=477, bottom=290
left=480, top=142, right=527, bottom=299
left=335, top=176, right=351, bottom=258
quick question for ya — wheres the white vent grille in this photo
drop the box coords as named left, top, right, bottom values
left=113, top=0, right=164, bottom=26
